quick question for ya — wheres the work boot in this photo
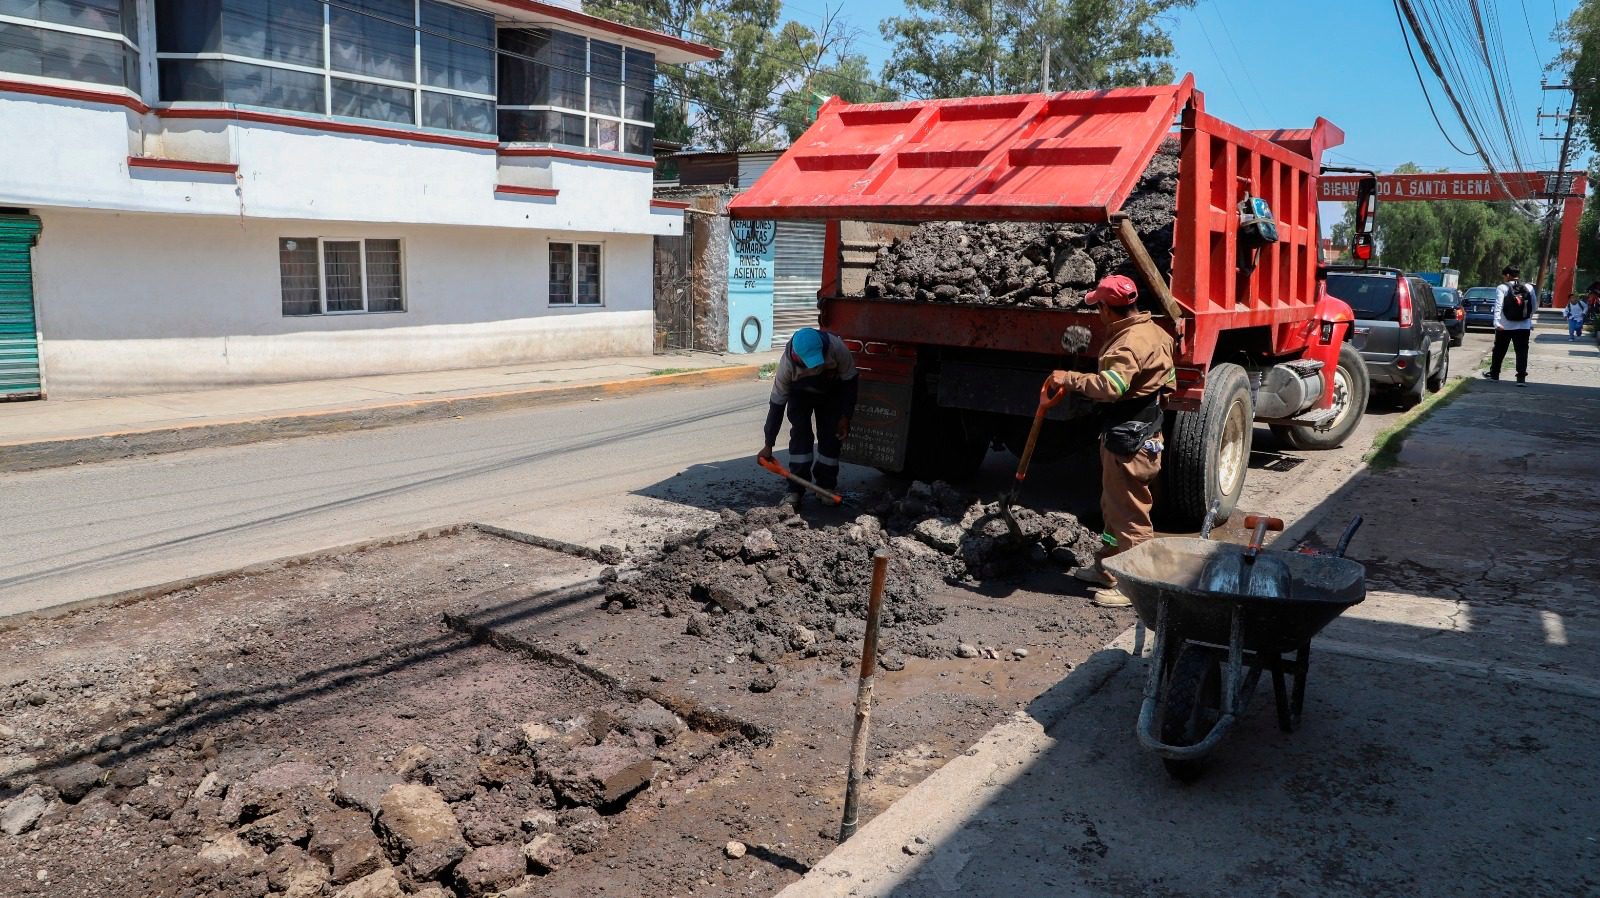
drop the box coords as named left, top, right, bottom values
left=779, top=488, right=804, bottom=512
left=1091, top=586, right=1133, bottom=608
left=1516, top=375, right=1528, bottom=386
left=1481, top=371, right=1499, bottom=381
left=1071, top=565, right=1113, bottom=588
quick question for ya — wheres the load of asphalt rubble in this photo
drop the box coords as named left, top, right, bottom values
left=607, top=481, right=1102, bottom=665
left=862, top=138, right=1180, bottom=308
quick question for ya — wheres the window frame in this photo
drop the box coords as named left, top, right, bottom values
left=280, top=236, right=407, bottom=317
left=496, top=30, right=653, bottom=156
left=547, top=239, right=603, bottom=308
left=0, top=4, right=142, bottom=94
left=154, top=0, right=496, bottom=136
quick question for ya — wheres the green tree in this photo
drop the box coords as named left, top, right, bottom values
left=880, top=0, right=1194, bottom=100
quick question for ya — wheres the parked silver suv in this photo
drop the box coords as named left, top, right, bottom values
left=1323, top=267, right=1451, bottom=408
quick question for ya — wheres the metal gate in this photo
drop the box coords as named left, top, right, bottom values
left=772, top=220, right=824, bottom=346
left=653, top=215, right=695, bottom=351
left=0, top=214, right=42, bottom=400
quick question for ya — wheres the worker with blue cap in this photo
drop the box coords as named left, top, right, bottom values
left=759, top=327, right=859, bottom=507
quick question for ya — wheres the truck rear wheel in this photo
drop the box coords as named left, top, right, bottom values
left=1163, top=363, right=1251, bottom=529
left=1271, top=342, right=1369, bottom=451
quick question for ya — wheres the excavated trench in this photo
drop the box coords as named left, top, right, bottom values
left=0, top=494, right=1126, bottom=898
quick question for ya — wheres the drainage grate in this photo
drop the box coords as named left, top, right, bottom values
left=1259, top=454, right=1306, bottom=473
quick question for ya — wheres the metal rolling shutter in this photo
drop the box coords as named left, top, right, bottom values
left=0, top=215, right=43, bottom=400
left=771, top=220, right=824, bottom=346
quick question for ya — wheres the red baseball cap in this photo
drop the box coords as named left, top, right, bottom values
left=1085, top=274, right=1139, bottom=307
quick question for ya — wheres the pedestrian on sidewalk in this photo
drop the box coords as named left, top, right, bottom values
left=1483, top=266, right=1534, bottom=385
left=1047, top=274, right=1175, bottom=608
left=759, top=327, right=859, bottom=508
left=1566, top=292, right=1590, bottom=341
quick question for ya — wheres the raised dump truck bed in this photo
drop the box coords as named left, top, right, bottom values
left=729, top=77, right=1369, bottom=526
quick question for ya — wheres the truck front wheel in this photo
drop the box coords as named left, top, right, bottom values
left=1271, top=342, right=1369, bottom=451
left=1162, top=363, right=1252, bottom=529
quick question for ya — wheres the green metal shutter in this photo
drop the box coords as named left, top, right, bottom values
left=0, top=215, right=43, bottom=399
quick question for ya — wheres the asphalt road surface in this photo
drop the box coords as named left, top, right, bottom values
left=0, top=333, right=1494, bottom=618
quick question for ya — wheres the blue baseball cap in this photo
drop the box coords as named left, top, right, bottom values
left=790, top=327, right=826, bottom=368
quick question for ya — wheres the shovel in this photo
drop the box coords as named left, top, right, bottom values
left=1000, top=377, right=1067, bottom=539
left=1199, top=513, right=1291, bottom=598
left=758, top=456, right=846, bottom=506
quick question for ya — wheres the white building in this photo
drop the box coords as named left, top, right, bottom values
left=0, top=0, right=717, bottom=398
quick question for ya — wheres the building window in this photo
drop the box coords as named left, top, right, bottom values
left=154, top=0, right=495, bottom=135
left=0, top=0, right=141, bottom=90
left=280, top=237, right=405, bottom=315
left=549, top=241, right=601, bottom=306
left=498, top=29, right=654, bottom=155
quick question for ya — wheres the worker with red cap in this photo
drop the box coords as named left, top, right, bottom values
left=759, top=327, right=859, bottom=508
left=1048, top=274, right=1175, bottom=607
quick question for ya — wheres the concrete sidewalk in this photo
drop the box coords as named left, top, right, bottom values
left=779, top=320, right=1600, bottom=898
left=0, top=351, right=777, bottom=471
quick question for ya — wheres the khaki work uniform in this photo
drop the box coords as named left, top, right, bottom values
left=1057, top=312, right=1176, bottom=558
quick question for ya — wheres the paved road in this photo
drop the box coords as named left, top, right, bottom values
left=0, top=332, right=1495, bottom=618
left=0, top=382, right=769, bottom=616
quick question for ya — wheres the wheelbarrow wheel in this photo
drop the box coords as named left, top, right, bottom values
left=1160, top=642, right=1223, bottom=782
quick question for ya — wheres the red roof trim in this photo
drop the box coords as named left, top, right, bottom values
left=128, top=156, right=239, bottom=175
left=482, top=0, right=720, bottom=61
left=649, top=198, right=690, bottom=209
left=0, top=78, right=150, bottom=114
left=156, top=107, right=500, bottom=149
left=495, top=184, right=560, bottom=197
left=498, top=146, right=656, bottom=168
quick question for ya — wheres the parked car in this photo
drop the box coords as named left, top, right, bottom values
left=1462, top=285, right=1498, bottom=329
left=1433, top=287, right=1465, bottom=346
left=1323, top=267, right=1451, bottom=408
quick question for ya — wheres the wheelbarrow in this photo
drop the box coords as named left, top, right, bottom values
left=1102, top=508, right=1366, bottom=781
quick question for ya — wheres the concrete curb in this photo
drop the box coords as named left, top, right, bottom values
left=0, top=363, right=764, bottom=473
left=775, top=625, right=1140, bottom=898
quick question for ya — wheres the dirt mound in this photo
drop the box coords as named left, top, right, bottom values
left=608, top=482, right=1101, bottom=664
left=862, top=139, right=1180, bottom=308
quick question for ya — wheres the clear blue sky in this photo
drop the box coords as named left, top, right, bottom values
left=776, top=0, right=1579, bottom=174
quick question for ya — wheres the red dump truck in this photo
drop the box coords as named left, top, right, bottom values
left=728, top=76, right=1376, bottom=527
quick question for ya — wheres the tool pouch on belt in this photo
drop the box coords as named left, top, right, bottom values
left=1102, top=396, right=1163, bottom=457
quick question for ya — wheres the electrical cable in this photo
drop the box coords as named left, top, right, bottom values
left=1393, top=0, right=1475, bottom=155
left=1393, top=0, right=1522, bottom=200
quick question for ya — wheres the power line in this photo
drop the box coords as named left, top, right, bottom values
left=1393, top=0, right=1474, bottom=155
left=1191, top=4, right=1255, bottom=127
left=1393, top=0, right=1522, bottom=200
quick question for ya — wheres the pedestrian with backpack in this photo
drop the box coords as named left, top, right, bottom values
left=1565, top=290, right=1590, bottom=341
left=1484, top=265, right=1534, bottom=384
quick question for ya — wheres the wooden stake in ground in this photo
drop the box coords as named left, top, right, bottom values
left=839, top=549, right=890, bottom=842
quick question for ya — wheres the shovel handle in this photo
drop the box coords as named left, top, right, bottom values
left=1242, top=514, right=1285, bottom=555
left=1014, top=400, right=1049, bottom=484
left=759, top=454, right=843, bottom=505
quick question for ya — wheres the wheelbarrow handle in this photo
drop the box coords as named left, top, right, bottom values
left=1198, top=498, right=1223, bottom=540
left=1334, top=515, right=1363, bottom=558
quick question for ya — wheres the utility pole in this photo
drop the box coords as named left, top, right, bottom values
left=1042, top=44, right=1051, bottom=93
left=1536, top=81, right=1586, bottom=297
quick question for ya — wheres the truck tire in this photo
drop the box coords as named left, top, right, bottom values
left=1270, top=342, right=1370, bottom=451
left=1163, top=362, right=1252, bottom=529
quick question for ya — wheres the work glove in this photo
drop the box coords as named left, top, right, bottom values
left=757, top=446, right=776, bottom=465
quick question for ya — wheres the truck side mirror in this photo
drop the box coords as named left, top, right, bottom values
left=1351, top=176, right=1378, bottom=264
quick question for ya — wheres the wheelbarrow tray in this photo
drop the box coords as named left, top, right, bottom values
left=1105, top=538, right=1366, bottom=656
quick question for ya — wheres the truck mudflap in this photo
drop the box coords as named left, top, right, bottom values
left=839, top=345, right=916, bottom=471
